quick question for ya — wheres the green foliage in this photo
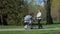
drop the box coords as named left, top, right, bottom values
left=0, top=0, right=29, bottom=25
left=51, top=0, right=60, bottom=20
left=1, top=0, right=60, bottom=25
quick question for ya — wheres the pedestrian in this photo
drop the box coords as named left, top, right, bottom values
left=36, top=10, right=43, bottom=29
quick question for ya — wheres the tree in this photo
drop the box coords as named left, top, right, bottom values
left=0, top=0, right=8, bottom=25
left=0, top=0, right=29, bottom=25
left=45, top=0, right=53, bottom=24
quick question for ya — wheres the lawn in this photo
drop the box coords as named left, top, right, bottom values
left=0, top=21, right=60, bottom=29
left=0, top=21, right=60, bottom=34
left=43, top=24, right=60, bottom=28
left=0, top=30, right=60, bottom=34
left=0, top=24, right=60, bottom=29
left=0, top=25, right=24, bottom=29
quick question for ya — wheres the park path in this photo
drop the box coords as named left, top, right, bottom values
left=0, top=28, right=60, bottom=31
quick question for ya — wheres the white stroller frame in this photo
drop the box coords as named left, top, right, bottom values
left=24, top=20, right=33, bottom=29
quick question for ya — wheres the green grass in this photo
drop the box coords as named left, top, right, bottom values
left=0, top=30, right=60, bottom=34
left=41, top=21, right=60, bottom=25
left=0, top=24, right=60, bottom=29
left=0, top=21, right=60, bottom=29
left=0, top=25, right=24, bottom=29
left=43, top=24, right=60, bottom=28
left=0, top=21, right=60, bottom=34
left=33, top=24, right=60, bottom=29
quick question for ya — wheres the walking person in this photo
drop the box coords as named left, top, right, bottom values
left=24, top=14, right=33, bottom=29
left=36, top=10, right=43, bottom=29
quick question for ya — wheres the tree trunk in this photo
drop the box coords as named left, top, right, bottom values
left=57, top=5, right=60, bottom=21
left=46, top=0, right=53, bottom=24
left=3, top=14, right=8, bottom=25
left=0, top=1, right=8, bottom=25
left=0, top=15, right=2, bottom=25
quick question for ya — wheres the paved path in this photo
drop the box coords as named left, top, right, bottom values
left=0, top=28, right=60, bottom=31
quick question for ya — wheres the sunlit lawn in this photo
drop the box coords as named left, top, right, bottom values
left=0, top=21, right=60, bottom=34
left=0, top=30, right=60, bottom=34
left=0, top=25, right=24, bottom=29
left=0, top=24, right=60, bottom=29
left=0, top=21, right=60, bottom=29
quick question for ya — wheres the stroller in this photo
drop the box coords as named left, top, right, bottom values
left=24, top=19, right=34, bottom=29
